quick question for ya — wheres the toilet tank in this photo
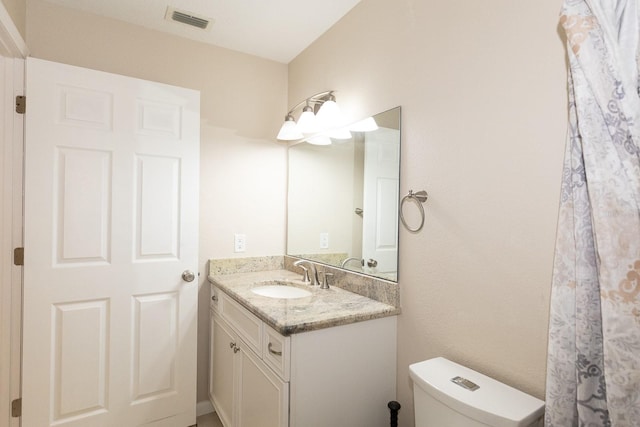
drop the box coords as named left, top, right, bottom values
left=409, top=357, right=544, bottom=427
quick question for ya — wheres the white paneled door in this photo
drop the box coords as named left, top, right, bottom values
left=362, top=127, right=399, bottom=275
left=22, top=58, right=200, bottom=427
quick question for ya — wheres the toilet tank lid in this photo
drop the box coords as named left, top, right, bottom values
left=409, top=357, right=544, bottom=427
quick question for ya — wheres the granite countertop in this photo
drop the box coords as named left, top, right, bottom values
left=208, top=269, right=399, bottom=336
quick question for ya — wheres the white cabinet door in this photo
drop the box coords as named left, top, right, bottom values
left=210, top=311, right=288, bottom=427
left=22, top=58, right=200, bottom=427
left=236, top=341, right=288, bottom=427
left=211, top=312, right=236, bottom=427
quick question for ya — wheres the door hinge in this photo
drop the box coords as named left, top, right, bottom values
left=11, top=398, right=21, bottom=417
left=15, top=95, right=25, bottom=114
left=13, top=247, right=24, bottom=266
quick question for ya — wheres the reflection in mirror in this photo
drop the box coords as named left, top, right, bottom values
left=287, top=107, right=400, bottom=281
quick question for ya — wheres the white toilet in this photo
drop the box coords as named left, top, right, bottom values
left=409, top=357, right=544, bottom=426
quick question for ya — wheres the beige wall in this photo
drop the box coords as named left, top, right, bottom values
left=1, top=0, right=25, bottom=39
left=26, top=0, right=288, bottom=404
left=289, top=0, right=566, bottom=424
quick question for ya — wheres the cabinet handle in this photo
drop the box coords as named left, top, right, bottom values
left=212, top=295, right=218, bottom=301
left=268, top=342, right=282, bottom=356
left=233, top=345, right=240, bottom=354
left=229, top=342, right=236, bottom=349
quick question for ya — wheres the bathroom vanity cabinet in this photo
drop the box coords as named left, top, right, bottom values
left=209, top=283, right=397, bottom=427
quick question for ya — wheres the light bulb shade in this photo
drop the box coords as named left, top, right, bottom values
left=277, top=117, right=303, bottom=140
left=316, top=99, right=344, bottom=129
left=305, top=135, right=332, bottom=145
left=296, top=107, right=319, bottom=134
left=326, top=127, right=352, bottom=139
left=349, top=117, right=378, bottom=132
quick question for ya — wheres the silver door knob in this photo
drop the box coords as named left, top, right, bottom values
left=182, top=270, right=196, bottom=282
left=367, top=259, right=378, bottom=268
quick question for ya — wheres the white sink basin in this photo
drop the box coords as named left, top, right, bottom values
left=251, top=284, right=312, bottom=299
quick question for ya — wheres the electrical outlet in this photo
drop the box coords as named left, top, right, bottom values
left=234, top=234, right=246, bottom=252
left=319, top=232, right=329, bottom=249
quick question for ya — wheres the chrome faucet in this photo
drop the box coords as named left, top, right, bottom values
left=293, top=259, right=319, bottom=286
left=341, top=257, right=363, bottom=268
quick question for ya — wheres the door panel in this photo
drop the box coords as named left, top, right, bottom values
left=135, top=154, right=181, bottom=260
left=56, top=147, right=112, bottom=264
left=22, top=57, right=199, bottom=427
left=131, top=292, right=178, bottom=402
left=52, top=299, right=109, bottom=421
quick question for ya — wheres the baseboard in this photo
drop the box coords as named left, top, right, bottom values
left=196, top=400, right=214, bottom=417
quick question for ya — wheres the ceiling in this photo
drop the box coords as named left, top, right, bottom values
left=41, top=0, right=361, bottom=63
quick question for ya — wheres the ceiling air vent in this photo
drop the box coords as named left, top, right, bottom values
left=165, top=7, right=213, bottom=30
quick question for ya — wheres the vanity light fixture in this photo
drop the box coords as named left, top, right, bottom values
left=276, top=113, right=303, bottom=140
left=314, top=93, right=342, bottom=130
left=296, top=101, right=319, bottom=134
left=277, top=90, right=352, bottom=144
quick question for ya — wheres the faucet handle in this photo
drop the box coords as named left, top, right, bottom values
left=320, top=271, right=333, bottom=289
left=299, top=266, right=310, bottom=283
left=293, top=260, right=311, bottom=283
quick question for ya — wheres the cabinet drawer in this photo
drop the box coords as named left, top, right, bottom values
left=218, top=290, right=262, bottom=355
left=210, top=284, right=220, bottom=311
left=263, top=324, right=290, bottom=381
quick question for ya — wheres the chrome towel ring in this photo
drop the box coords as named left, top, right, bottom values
left=400, top=189, right=428, bottom=232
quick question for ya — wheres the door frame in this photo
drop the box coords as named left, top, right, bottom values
left=0, top=3, right=27, bottom=427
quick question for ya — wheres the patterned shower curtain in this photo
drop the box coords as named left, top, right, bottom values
left=545, top=0, right=640, bottom=425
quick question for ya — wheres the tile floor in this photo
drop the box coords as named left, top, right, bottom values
left=196, top=411, right=223, bottom=427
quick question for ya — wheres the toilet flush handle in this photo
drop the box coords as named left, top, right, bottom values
left=451, top=376, right=479, bottom=391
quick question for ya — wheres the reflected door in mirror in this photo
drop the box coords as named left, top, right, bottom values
left=362, top=127, right=399, bottom=276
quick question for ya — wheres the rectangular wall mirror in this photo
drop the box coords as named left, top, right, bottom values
left=287, top=106, right=401, bottom=281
